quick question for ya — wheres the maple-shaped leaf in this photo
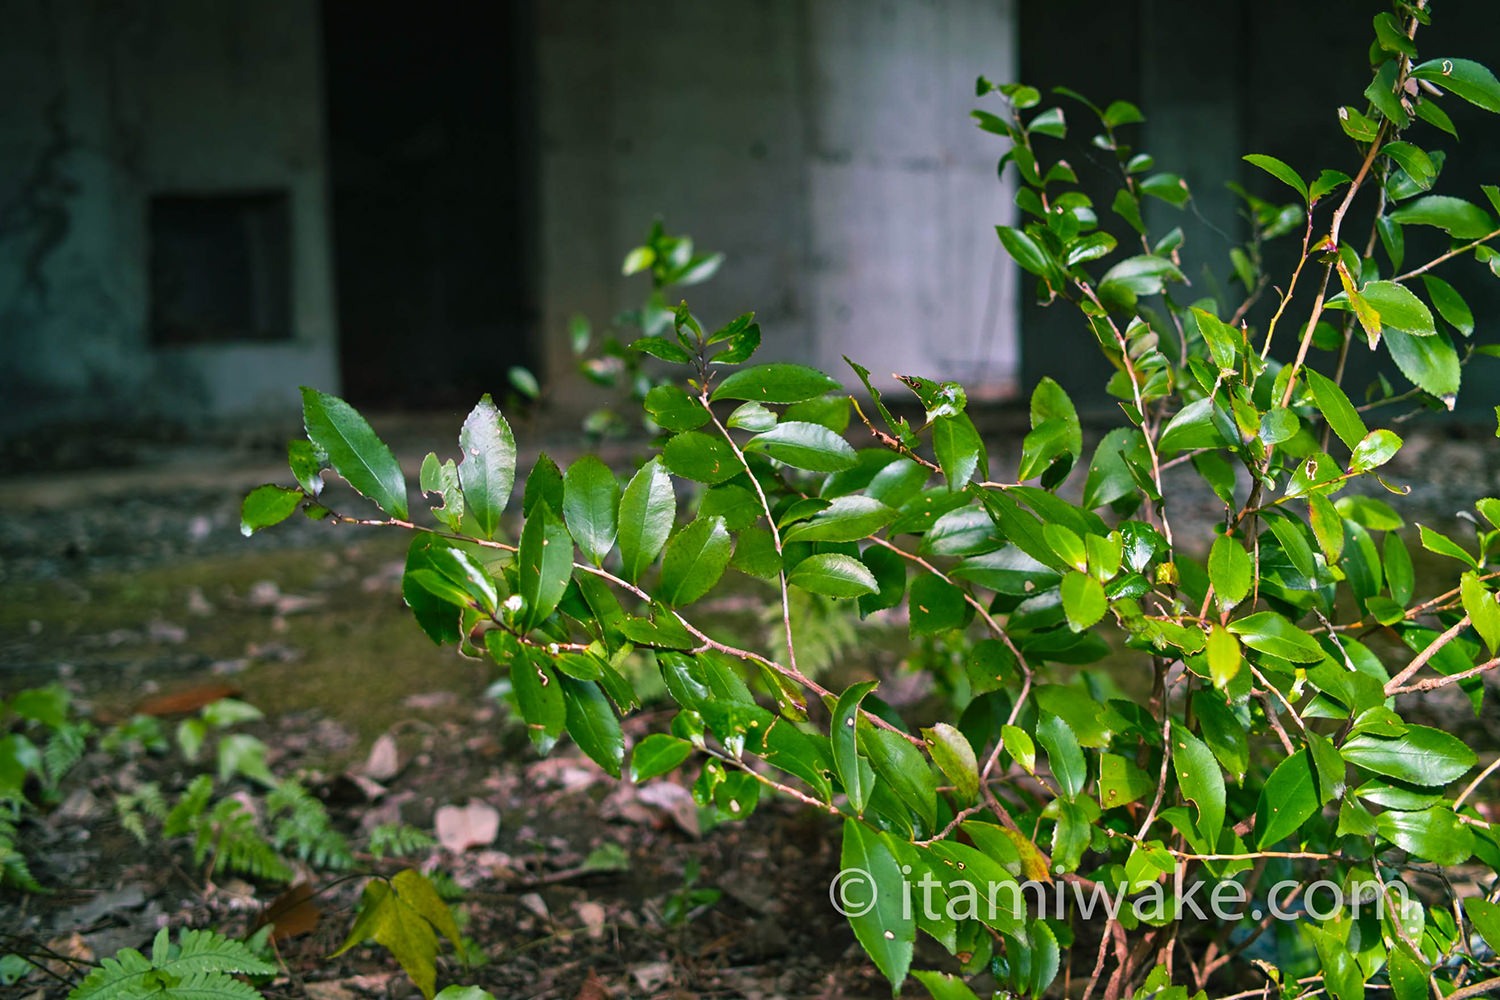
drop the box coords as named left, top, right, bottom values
left=332, top=870, right=462, bottom=1000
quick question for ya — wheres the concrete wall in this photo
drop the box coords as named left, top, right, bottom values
left=536, top=0, right=1019, bottom=403
left=0, top=0, right=337, bottom=434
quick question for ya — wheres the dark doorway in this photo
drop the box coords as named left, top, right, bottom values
left=321, top=1, right=537, bottom=410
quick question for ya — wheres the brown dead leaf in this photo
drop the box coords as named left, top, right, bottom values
left=41, top=933, right=94, bottom=979
left=574, top=969, right=611, bottom=1000
left=254, top=882, right=322, bottom=940
left=136, top=683, right=241, bottom=717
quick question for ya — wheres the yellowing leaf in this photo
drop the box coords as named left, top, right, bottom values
left=333, top=870, right=462, bottom=1000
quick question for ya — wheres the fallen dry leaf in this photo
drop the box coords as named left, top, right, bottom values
left=636, top=781, right=700, bottom=837
left=304, top=982, right=357, bottom=1000
left=136, top=683, right=241, bottom=717
left=362, top=733, right=400, bottom=781
left=574, top=969, right=611, bottom=1000
left=630, top=961, right=673, bottom=993
left=573, top=900, right=607, bottom=939
left=435, top=799, right=500, bottom=853
left=255, top=882, right=322, bottom=940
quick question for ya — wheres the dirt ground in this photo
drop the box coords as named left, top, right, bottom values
left=0, top=439, right=912, bottom=1000
left=1, top=418, right=1497, bottom=1000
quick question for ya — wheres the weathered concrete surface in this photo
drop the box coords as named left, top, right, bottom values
left=536, top=0, right=1020, bottom=405
left=0, top=0, right=338, bottom=434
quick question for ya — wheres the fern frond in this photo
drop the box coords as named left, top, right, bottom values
left=266, top=781, right=352, bottom=871
left=66, top=929, right=273, bottom=1000
left=0, top=815, right=44, bottom=892
left=155, top=970, right=265, bottom=1000
left=199, top=800, right=290, bottom=883
left=164, top=775, right=213, bottom=837
left=163, top=928, right=276, bottom=977
left=367, top=823, right=437, bottom=860
left=114, top=783, right=169, bottom=846
left=43, top=724, right=88, bottom=787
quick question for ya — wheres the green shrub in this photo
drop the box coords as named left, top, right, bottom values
left=246, top=5, right=1500, bottom=998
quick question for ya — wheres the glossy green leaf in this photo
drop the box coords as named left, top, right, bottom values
left=1383, top=141, right=1435, bottom=190
left=1099, top=752, right=1155, bottom=809
left=1061, top=571, right=1106, bottom=632
left=455, top=393, right=517, bottom=537
left=1309, top=168, right=1352, bottom=204
left=1411, top=57, right=1500, bottom=114
left=1037, top=713, right=1086, bottom=800
left=1002, top=724, right=1036, bottom=774
left=726, top=401, right=777, bottom=433
left=932, top=414, right=985, bottom=490
left=1206, top=624, right=1242, bottom=689
left=1082, top=427, right=1146, bottom=509
left=1308, top=494, right=1345, bottom=562
left=996, top=225, right=1054, bottom=277
left=302, top=387, right=408, bottom=519
left=658, top=516, right=733, bottom=607
left=1043, top=523, right=1088, bottom=572
left=419, top=453, right=463, bottom=531
left=1419, top=523, right=1479, bottom=568
left=1421, top=275, right=1474, bottom=335
left=240, top=485, right=302, bottom=537
left=1228, top=612, right=1325, bottom=663
left=288, top=439, right=324, bottom=496
left=630, top=733, right=694, bottom=783
left=864, top=726, right=938, bottom=832
left=522, top=453, right=564, bottom=517
left=495, top=638, right=565, bottom=745
left=1464, top=898, right=1500, bottom=952
left=708, top=313, right=761, bottom=364
left=1361, top=281, right=1435, bottom=335
left=1171, top=720, right=1225, bottom=846
left=786, top=553, right=879, bottom=598
left=630, top=336, right=691, bottom=363
left=1208, top=535, right=1252, bottom=611
left=742, top=421, right=857, bottom=472
left=839, top=819, right=913, bottom=988
left=562, top=456, right=620, bottom=566
left=1244, top=154, right=1307, bottom=201
left=923, top=722, right=979, bottom=802
left=1304, top=923, right=1362, bottom=1000
left=617, top=459, right=676, bottom=584
left=664, top=431, right=741, bottom=484
left=909, top=574, right=970, bottom=635
left=1340, top=725, right=1476, bottom=786
left=858, top=544, right=907, bottom=615
left=1376, top=805, right=1474, bottom=865
left=710, top=363, right=842, bottom=404
left=1462, top=571, right=1500, bottom=655
left=1389, top=195, right=1497, bottom=239
left=1350, top=429, right=1402, bottom=472
left=561, top=676, right=624, bottom=778
left=643, top=384, right=711, bottom=432
left=517, top=501, right=573, bottom=629
left=832, top=681, right=878, bottom=815
left=1255, top=749, right=1318, bottom=848
left=1385, top=326, right=1460, bottom=404
left=911, top=971, right=982, bottom=1000
left=1158, top=398, right=1231, bottom=455
left=783, top=496, right=897, bottom=544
